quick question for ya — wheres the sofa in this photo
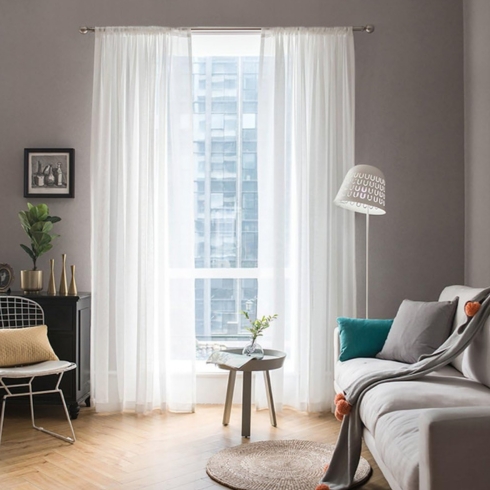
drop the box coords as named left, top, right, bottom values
left=334, top=285, right=490, bottom=490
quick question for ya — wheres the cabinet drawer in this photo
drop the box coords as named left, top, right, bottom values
left=43, top=305, right=74, bottom=331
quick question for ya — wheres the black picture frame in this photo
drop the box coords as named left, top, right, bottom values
left=0, top=264, right=14, bottom=293
left=24, top=148, right=75, bottom=198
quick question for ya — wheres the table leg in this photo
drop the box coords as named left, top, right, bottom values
left=263, top=370, right=277, bottom=427
left=242, top=371, right=252, bottom=438
left=222, top=370, right=237, bottom=426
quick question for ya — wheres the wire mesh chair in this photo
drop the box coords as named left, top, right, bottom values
left=0, top=296, right=76, bottom=444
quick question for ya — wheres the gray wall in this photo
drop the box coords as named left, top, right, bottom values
left=0, top=0, right=464, bottom=318
left=464, top=0, right=490, bottom=287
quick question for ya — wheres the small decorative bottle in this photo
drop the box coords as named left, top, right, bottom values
left=47, top=259, right=56, bottom=295
left=44, top=164, right=55, bottom=186
left=59, top=254, right=68, bottom=295
left=34, top=161, right=45, bottom=187
left=68, top=265, right=77, bottom=296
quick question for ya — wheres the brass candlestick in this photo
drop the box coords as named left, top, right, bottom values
left=48, top=259, right=56, bottom=295
left=68, top=265, right=78, bottom=296
left=59, top=254, right=68, bottom=295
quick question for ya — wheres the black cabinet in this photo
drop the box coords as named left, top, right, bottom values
left=14, top=292, right=91, bottom=419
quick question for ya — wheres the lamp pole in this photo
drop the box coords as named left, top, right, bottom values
left=366, top=208, right=370, bottom=319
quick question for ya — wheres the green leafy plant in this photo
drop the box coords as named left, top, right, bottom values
left=241, top=311, right=278, bottom=342
left=19, top=203, right=61, bottom=270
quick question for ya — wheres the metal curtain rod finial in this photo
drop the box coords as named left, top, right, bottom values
left=79, top=25, right=375, bottom=34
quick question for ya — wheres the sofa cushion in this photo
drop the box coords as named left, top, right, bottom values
left=337, top=317, right=393, bottom=361
left=335, top=357, right=408, bottom=391
left=374, top=410, right=422, bottom=490
left=439, top=285, right=490, bottom=388
left=376, top=299, right=458, bottom=364
left=359, top=372, right=490, bottom=435
left=334, top=357, right=490, bottom=435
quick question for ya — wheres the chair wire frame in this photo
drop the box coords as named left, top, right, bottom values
left=0, top=296, right=76, bottom=444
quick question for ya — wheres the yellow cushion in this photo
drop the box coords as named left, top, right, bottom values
left=0, top=325, right=59, bottom=367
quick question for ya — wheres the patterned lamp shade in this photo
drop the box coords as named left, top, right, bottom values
left=334, top=165, right=386, bottom=215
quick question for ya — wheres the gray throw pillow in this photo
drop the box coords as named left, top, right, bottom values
left=376, top=298, right=458, bottom=364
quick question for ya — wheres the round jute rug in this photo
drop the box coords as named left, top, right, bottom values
left=206, top=440, right=372, bottom=490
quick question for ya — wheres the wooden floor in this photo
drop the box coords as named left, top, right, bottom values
left=0, top=403, right=391, bottom=489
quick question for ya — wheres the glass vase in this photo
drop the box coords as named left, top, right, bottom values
left=242, top=339, right=265, bottom=359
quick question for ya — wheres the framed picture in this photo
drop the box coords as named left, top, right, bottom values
left=24, top=148, right=75, bottom=198
left=0, top=264, right=14, bottom=293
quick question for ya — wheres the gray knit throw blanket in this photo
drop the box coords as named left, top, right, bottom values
left=317, top=288, right=490, bottom=490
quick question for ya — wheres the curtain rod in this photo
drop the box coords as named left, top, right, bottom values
left=79, top=25, right=375, bottom=34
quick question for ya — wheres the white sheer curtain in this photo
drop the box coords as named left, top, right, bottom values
left=90, top=27, right=195, bottom=413
left=256, top=27, right=356, bottom=412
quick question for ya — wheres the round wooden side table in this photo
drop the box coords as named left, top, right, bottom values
left=217, top=348, right=286, bottom=438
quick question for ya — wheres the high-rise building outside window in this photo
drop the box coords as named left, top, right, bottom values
left=192, top=34, right=261, bottom=358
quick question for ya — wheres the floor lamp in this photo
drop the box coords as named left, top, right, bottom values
left=334, top=165, right=386, bottom=318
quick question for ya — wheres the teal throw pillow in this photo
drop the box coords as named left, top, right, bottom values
left=337, top=317, right=393, bottom=362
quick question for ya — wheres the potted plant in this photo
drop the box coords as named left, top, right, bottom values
left=241, top=311, right=278, bottom=359
left=18, top=203, right=61, bottom=292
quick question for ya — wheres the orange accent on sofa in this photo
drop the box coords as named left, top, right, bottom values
left=465, top=301, right=481, bottom=317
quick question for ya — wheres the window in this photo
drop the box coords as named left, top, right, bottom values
left=192, top=33, right=261, bottom=359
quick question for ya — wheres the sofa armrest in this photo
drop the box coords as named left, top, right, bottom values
left=419, top=407, right=490, bottom=490
left=333, top=327, right=340, bottom=361
left=333, top=328, right=344, bottom=395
